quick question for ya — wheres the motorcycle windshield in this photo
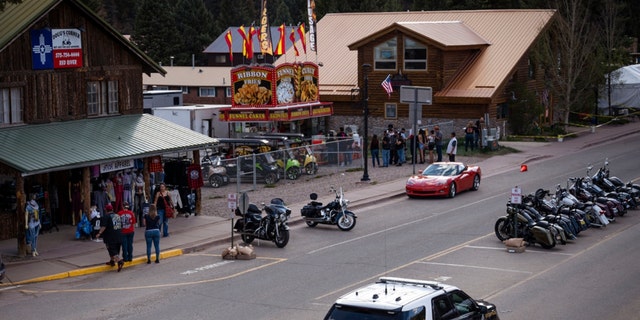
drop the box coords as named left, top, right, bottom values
left=263, top=153, right=276, bottom=164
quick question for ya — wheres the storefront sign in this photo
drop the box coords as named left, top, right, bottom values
left=275, top=63, right=297, bottom=104
left=227, top=111, right=268, bottom=121
left=31, top=28, right=83, bottom=70
left=231, top=65, right=276, bottom=106
left=100, top=159, right=134, bottom=173
left=269, top=111, right=289, bottom=121
left=290, top=107, right=311, bottom=120
left=297, top=62, right=319, bottom=102
left=311, top=104, right=332, bottom=117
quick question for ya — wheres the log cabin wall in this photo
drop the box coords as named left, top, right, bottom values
left=0, top=1, right=144, bottom=126
left=330, top=30, right=491, bottom=130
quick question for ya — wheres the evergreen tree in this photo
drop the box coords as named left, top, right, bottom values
left=174, top=0, right=214, bottom=66
left=0, top=0, right=21, bottom=11
left=131, top=0, right=180, bottom=66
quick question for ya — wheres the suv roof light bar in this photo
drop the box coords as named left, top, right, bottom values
left=378, top=277, right=443, bottom=290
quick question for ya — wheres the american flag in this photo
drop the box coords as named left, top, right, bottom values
left=381, top=74, right=393, bottom=98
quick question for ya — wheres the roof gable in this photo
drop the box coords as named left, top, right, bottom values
left=0, top=0, right=165, bottom=76
left=276, top=10, right=556, bottom=99
left=348, top=21, right=491, bottom=51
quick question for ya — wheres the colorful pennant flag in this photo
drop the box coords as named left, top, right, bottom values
left=381, top=74, right=393, bottom=98
left=297, top=23, right=306, bottom=54
left=259, top=0, right=273, bottom=55
left=237, top=25, right=249, bottom=59
left=274, top=24, right=285, bottom=55
left=289, top=26, right=299, bottom=57
left=307, top=0, right=317, bottom=52
left=248, top=25, right=257, bottom=59
left=225, top=29, right=233, bottom=63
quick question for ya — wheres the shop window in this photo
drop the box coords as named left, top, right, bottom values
left=528, top=58, right=536, bottom=79
left=404, top=37, right=427, bottom=70
left=374, top=39, right=397, bottom=70
left=199, top=87, right=216, bottom=97
left=87, top=80, right=119, bottom=116
left=0, top=87, right=23, bottom=125
left=214, top=55, right=227, bottom=64
left=385, top=103, right=397, bottom=119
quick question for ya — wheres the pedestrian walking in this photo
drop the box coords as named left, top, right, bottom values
left=25, top=197, right=41, bottom=256
left=117, top=201, right=136, bottom=262
left=154, top=183, right=173, bottom=237
left=464, top=121, right=475, bottom=152
left=447, top=132, right=458, bottom=162
left=143, top=204, right=161, bottom=264
left=427, top=130, right=435, bottom=164
left=370, top=134, right=380, bottom=167
left=96, top=203, right=124, bottom=272
left=434, top=125, right=443, bottom=162
left=381, top=131, right=391, bottom=167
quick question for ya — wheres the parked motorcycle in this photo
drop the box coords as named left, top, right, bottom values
left=594, top=159, right=638, bottom=209
left=495, top=201, right=557, bottom=249
left=301, top=186, right=357, bottom=231
left=233, top=198, right=291, bottom=248
left=602, top=159, right=640, bottom=203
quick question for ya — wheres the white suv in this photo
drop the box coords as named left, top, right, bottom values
left=324, top=277, right=499, bottom=320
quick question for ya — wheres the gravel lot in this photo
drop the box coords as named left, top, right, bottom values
left=198, top=152, right=487, bottom=218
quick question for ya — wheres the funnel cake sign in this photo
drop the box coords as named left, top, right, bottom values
left=231, top=63, right=320, bottom=107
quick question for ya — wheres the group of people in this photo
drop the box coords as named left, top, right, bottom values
left=369, top=126, right=408, bottom=167
left=369, top=124, right=450, bottom=167
left=369, top=122, right=472, bottom=166
left=324, top=127, right=357, bottom=166
left=95, top=200, right=164, bottom=271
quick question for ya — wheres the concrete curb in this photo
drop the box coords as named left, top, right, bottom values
left=2, top=249, right=184, bottom=286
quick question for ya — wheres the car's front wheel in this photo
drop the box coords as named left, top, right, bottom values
left=448, top=182, right=457, bottom=198
left=471, top=175, right=480, bottom=191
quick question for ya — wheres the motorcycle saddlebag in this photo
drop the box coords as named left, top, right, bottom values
left=301, top=204, right=320, bottom=217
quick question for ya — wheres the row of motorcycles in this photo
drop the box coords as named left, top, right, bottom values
left=495, top=159, right=639, bottom=249
left=232, top=186, right=357, bottom=248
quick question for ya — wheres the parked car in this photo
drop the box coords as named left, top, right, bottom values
left=324, top=277, right=499, bottom=320
left=406, top=162, right=481, bottom=198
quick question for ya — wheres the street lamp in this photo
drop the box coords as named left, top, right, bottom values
left=361, top=63, right=371, bottom=182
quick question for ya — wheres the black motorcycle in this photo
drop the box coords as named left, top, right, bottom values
left=301, top=186, right=357, bottom=231
left=233, top=198, right=291, bottom=248
left=495, top=201, right=557, bottom=249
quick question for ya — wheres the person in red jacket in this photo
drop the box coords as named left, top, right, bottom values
left=117, top=202, right=136, bottom=262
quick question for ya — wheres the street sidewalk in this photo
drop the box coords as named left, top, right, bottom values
left=1, top=121, right=639, bottom=286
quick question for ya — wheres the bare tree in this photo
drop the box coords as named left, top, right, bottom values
left=535, top=0, right=601, bottom=129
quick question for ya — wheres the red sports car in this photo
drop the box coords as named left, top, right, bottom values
left=406, top=162, right=481, bottom=198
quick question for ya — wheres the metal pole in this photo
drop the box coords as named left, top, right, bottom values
left=361, top=64, right=371, bottom=182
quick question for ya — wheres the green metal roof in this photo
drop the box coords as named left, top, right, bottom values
left=0, top=114, right=217, bottom=176
left=0, top=0, right=165, bottom=76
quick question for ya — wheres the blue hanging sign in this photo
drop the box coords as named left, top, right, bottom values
left=31, top=29, right=54, bottom=70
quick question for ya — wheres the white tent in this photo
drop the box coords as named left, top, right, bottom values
left=598, top=64, right=640, bottom=115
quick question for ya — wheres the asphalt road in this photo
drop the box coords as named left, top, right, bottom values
left=1, top=133, right=639, bottom=320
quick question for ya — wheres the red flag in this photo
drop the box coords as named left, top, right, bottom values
left=297, top=23, right=307, bottom=54
left=237, top=26, right=249, bottom=58
left=274, top=24, right=285, bottom=55
left=289, top=26, right=299, bottom=56
left=248, top=25, right=258, bottom=59
left=225, top=29, right=233, bottom=63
